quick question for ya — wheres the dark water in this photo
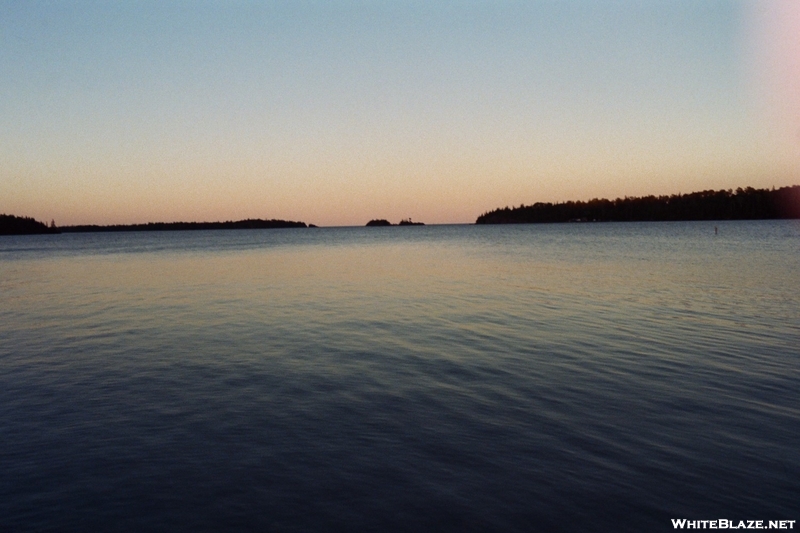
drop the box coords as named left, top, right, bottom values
left=1, top=222, right=798, bottom=532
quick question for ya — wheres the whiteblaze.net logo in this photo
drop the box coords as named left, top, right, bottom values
left=672, top=519, right=796, bottom=530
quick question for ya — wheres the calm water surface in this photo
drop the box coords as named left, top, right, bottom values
left=1, top=222, right=798, bottom=532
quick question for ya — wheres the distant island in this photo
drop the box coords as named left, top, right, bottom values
left=476, top=186, right=800, bottom=224
left=6, top=185, right=799, bottom=236
left=0, top=214, right=59, bottom=235
left=0, top=217, right=311, bottom=236
left=366, top=218, right=425, bottom=226
left=60, top=219, right=310, bottom=232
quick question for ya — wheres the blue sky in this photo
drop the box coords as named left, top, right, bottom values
left=1, top=1, right=798, bottom=226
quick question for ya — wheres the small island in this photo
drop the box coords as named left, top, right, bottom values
left=366, top=218, right=424, bottom=226
left=476, top=186, right=800, bottom=224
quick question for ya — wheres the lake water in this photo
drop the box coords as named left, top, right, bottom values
left=1, top=221, right=798, bottom=532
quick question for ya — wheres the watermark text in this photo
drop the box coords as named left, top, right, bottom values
left=672, top=520, right=795, bottom=530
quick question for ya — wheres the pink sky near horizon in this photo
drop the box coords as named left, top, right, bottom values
left=1, top=1, right=799, bottom=227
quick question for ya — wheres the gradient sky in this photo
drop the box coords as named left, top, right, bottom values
left=1, top=0, right=798, bottom=226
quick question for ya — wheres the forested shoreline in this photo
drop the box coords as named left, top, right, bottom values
left=60, top=219, right=309, bottom=232
left=0, top=217, right=311, bottom=235
left=4, top=186, right=800, bottom=235
left=476, top=186, right=800, bottom=224
left=0, top=214, right=59, bottom=235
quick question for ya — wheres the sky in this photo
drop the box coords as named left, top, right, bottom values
left=1, top=0, right=799, bottom=227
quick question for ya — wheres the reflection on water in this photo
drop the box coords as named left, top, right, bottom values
left=1, top=221, right=798, bottom=532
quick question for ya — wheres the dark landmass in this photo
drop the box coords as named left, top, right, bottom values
left=366, top=218, right=425, bottom=226
left=476, top=186, right=800, bottom=224
left=0, top=214, right=60, bottom=235
left=60, top=218, right=308, bottom=232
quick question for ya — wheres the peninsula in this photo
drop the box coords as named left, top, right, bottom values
left=476, top=186, right=800, bottom=224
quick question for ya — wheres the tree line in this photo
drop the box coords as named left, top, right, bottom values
left=60, top=219, right=309, bottom=232
left=0, top=214, right=59, bottom=235
left=0, top=217, right=312, bottom=236
left=366, top=218, right=425, bottom=226
left=476, top=186, right=800, bottom=224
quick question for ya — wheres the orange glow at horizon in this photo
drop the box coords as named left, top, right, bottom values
left=2, top=2, right=800, bottom=227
